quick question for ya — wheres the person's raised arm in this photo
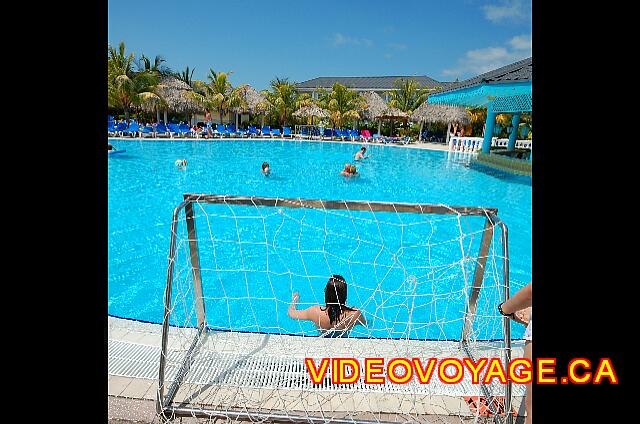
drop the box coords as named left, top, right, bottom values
left=287, top=292, right=311, bottom=321
left=499, top=283, right=532, bottom=317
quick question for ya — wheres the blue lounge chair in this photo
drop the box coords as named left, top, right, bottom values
left=140, top=125, right=155, bottom=138
left=114, top=122, right=127, bottom=136
left=236, top=126, right=248, bottom=137
left=215, top=124, right=228, bottom=137
left=282, top=126, right=292, bottom=138
left=261, top=126, right=271, bottom=137
left=156, top=122, right=170, bottom=138
left=248, top=126, right=258, bottom=137
left=122, top=121, right=140, bottom=137
left=167, top=123, right=181, bottom=137
left=226, top=125, right=238, bottom=137
left=323, top=128, right=333, bottom=140
left=178, top=123, right=192, bottom=137
left=271, top=128, right=281, bottom=137
left=336, top=129, right=348, bottom=141
left=108, top=121, right=116, bottom=135
left=349, top=129, right=360, bottom=141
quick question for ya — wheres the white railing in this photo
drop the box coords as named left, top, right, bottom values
left=449, top=136, right=484, bottom=153
left=449, top=136, right=533, bottom=152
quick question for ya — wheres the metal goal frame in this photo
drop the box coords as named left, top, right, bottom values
left=157, top=193, right=513, bottom=424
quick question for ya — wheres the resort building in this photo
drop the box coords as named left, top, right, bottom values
left=429, top=56, right=532, bottom=154
left=296, top=75, right=455, bottom=101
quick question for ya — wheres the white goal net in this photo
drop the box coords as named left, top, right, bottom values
left=157, top=194, right=519, bottom=423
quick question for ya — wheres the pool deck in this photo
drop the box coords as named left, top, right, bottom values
left=108, top=316, right=526, bottom=423
left=107, top=136, right=452, bottom=153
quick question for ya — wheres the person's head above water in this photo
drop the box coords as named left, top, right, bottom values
left=262, top=162, right=271, bottom=175
left=343, top=162, right=351, bottom=170
left=325, top=275, right=349, bottom=325
left=360, top=147, right=366, bottom=153
left=349, top=165, right=357, bottom=174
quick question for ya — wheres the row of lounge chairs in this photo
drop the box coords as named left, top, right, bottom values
left=302, top=128, right=414, bottom=145
left=108, top=120, right=295, bottom=139
left=108, top=120, right=415, bottom=145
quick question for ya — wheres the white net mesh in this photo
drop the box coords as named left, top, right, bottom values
left=157, top=194, right=521, bottom=423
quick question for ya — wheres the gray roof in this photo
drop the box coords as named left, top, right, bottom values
left=296, top=76, right=451, bottom=91
left=436, top=57, right=532, bottom=95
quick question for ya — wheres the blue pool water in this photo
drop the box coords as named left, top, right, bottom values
left=108, top=139, right=531, bottom=340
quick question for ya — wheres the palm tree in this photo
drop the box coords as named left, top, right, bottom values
left=195, top=68, right=238, bottom=124
left=387, top=78, right=428, bottom=113
left=108, top=41, right=135, bottom=77
left=317, top=83, right=365, bottom=129
left=108, top=42, right=160, bottom=120
left=175, top=66, right=196, bottom=88
left=264, top=77, right=299, bottom=127
left=138, top=54, right=170, bottom=75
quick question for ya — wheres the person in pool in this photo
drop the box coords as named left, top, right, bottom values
left=287, top=274, right=367, bottom=337
left=261, top=162, right=271, bottom=176
left=499, top=282, right=532, bottom=424
left=340, top=163, right=351, bottom=176
left=354, top=146, right=369, bottom=161
left=108, top=143, right=114, bottom=151
left=348, top=165, right=358, bottom=176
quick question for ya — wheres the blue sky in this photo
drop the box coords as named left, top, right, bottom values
left=108, top=0, right=531, bottom=91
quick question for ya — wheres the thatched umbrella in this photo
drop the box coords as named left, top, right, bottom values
left=410, top=101, right=471, bottom=141
left=360, top=91, right=385, bottom=135
left=292, top=103, right=330, bottom=125
left=232, top=84, right=269, bottom=126
left=233, top=84, right=269, bottom=127
left=360, top=91, right=410, bottom=136
left=141, top=76, right=200, bottom=123
left=360, top=91, right=386, bottom=120
left=377, top=106, right=409, bottom=137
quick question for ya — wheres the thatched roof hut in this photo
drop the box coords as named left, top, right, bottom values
left=410, top=100, right=472, bottom=141
left=292, top=103, right=330, bottom=119
left=377, top=106, right=409, bottom=121
left=233, top=84, right=269, bottom=114
left=359, top=91, right=387, bottom=121
left=410, top=101, right=471, bottom=125
left=143, top=76, right=200, bottom=113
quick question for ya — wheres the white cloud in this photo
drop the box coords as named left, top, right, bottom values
left=388, top=42, right=408, bottom=50
left=441, top=34, right=531, bottom=79
left=333, top=33, right=372, bottom=47
left=509, top=34, right=532, bottom=50
left=482, top=0, right=531, bottom=23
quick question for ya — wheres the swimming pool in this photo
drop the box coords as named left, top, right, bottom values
left=108, top=139, right=531, bottom=340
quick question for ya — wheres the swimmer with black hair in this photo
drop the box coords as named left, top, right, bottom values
left=354, top=146, right=369, bottom=161
left=261, top=162, right=271, bottom=176
left=288, top=274, right=367, bottom=337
